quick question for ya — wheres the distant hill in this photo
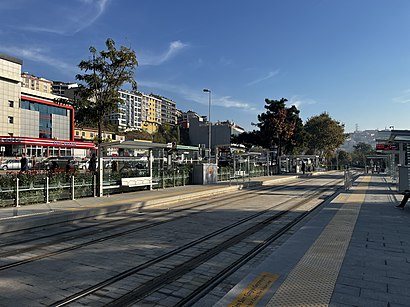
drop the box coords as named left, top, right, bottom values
left=340, top=130, right=379, bottom=152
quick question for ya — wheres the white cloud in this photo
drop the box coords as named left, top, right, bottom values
left=247, top=70, right=280, bottom=86
left=139, top=41, right=189, bottom=66
left=16, top=0, right=110, bottom=35
left=217, top=96, right=255, bottom=110
left=0, top=46, right=77, bottom=75
left=288, top=95, right=318, bottom=109
left=393, top=90, right=410, bottom=104
left=139, top=80, right=256, bottom=111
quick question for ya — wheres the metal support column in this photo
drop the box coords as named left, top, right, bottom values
left=149, top=149, right=153, bottom=190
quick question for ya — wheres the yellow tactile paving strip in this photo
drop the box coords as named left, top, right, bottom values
left=266, top=176, right=370, bottom=307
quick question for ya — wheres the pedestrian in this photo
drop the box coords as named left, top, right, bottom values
left=89, top=153, right=97, bottom=174
left=301, top=160, right=306, bottom=175
left=65, top=160, right=73, bottom=174
left=20, top=153, right=29, bottom=172
left=111, top=160, right=118, bottom=172
left=396, top=190, right=410, bottom=209
left=50, top=160, right=58, bottom=172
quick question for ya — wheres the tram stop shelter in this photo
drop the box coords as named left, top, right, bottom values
left=279, top=155, right=320, bottom=173
left=97, top=140, right=202, bottom=196
left=376, top=130, right=410, bottom=192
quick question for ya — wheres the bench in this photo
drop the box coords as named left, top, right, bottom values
left=121, top=177, right=157, bottom=190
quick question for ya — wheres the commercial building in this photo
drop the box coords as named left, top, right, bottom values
left=179, top=111, right=245, bottom=149
left=0, top=53, right=95, bottom=158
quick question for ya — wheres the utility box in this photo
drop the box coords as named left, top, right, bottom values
left=398, top=165, right=410, bottom=193
left=192, top=163, right=217, bottom=184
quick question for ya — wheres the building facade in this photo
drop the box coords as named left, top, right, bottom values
left=141, top=93, right=161, bottom=134
left=0, top=53, right=22, bottom=139
left=108, top=90, right=142, bottom=131
left=0, top=53, right=95, bottom=158
left=74, top=127, right=125, bottom=143
left=188, top=116, right=244, bottom=151
left=52, top=81, right=78, bottom=99
left=151, top=94, right=177, bottom=126
left=21, top=72, right=53, bottom=94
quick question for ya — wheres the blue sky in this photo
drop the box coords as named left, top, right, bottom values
left=1, top=0, right=410, bottom=133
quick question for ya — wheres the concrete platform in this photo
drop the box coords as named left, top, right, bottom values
left=217, top=174, right=409, bottom=307
left=0, top=175, right=299, bottom=234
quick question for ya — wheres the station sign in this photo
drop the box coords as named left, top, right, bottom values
left=376, top=143, right=398, bottom=151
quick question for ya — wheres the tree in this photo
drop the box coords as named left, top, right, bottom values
left=233, top=98, right=303, bottom=156
left=351, top=142, right=374, bottom=167
left=304, top=113, right=346, bottom=162
left=256, top=98, right=302, bottom=157
left=75, top=38, right=138, bottom=144
left=331, top=150, right=352, bottom=170
left=231, top=130, right=262, bottom=149
left=124, top=129, right=152, bottom=141
left=153, top=123, right=180, bottom=144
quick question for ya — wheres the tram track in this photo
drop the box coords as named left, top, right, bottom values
left=0, top=179, right=316, bottom=270
left=0, top=179, right=303, bottom=250
left=51, top=177, right=344, bottom=306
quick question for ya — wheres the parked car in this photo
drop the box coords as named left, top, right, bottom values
left=34, top=156, right=80, bottom=171
left=0, top=159, right=32, bottom=170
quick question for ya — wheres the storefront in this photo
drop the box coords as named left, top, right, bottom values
left=0, top=136, right=96, bottom=159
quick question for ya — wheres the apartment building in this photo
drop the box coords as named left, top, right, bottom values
left=109, top=90, right=142, bottom=131
left=0, top=53, right=95, bottom=157
left=52, top=81, right=78, bottom=99
left=151, top=94, right=177, bottom=126
left=141, top=93, right=161, bottom=134
left=21, top=72, right=53, bottom=94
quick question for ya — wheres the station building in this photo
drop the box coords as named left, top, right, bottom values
left=0, top=53, right=95, bottom=158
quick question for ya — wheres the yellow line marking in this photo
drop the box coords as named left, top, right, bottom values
left=229, top=272, right=279, bottom=307
left=266, top=176, right=371, bottom=306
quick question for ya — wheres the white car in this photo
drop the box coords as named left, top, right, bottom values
left=0, top=159, right=32, bottom=170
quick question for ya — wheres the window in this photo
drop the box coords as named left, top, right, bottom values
left=90, top=133, right=94, bottom=137
left=75, top=131, right=80, bottom=136
left=8, top=133, right=13, bottom=136
left=82, top=132, right=85, bottom=137
left=8, top=100, right=14, bottom=107
left=8, top=116, right=14, bottom=124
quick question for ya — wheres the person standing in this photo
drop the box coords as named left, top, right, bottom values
left=88, top=153, right=97, bottom=174
left=396, top=190, right=410, bottom=209
left=301, top=160, right=306, bottom=175
left=20, top=153, right=29, bottom=172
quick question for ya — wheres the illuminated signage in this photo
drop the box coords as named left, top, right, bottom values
left=376, top=143, right=398, bottom=151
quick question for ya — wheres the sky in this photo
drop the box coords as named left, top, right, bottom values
left=1, top=0, right=410, bottom=133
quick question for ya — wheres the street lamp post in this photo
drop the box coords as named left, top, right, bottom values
left=203, top=89, right=212, bottom=163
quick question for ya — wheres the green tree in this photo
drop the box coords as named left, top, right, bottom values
left=352, top=142, right=374, bottom=167
left=233, top=98, right=303, bottom=156
left=75, top=38, right=138, bottom=144
left=257, top=98, right=302, bottom=156
left=231, top=130, right=261, bottom=149
left=124, top=129, right=152, bottom=141
left=331, top=150, right=352, bottom=169
left=153, top=123, right=180, bottom=144
left=304, top=113, right=346, bottom=162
